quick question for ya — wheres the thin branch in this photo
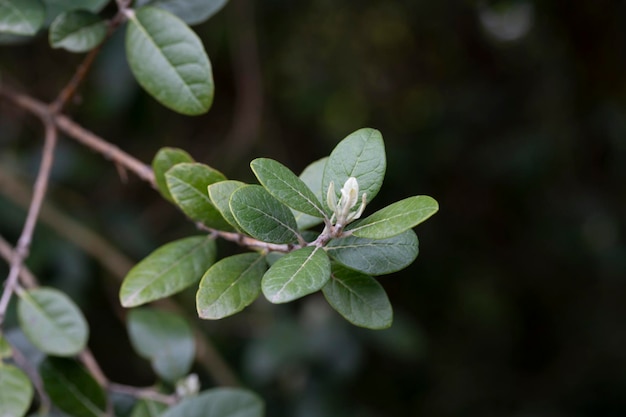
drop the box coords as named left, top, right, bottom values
left=0, top=235, right=37, bottom=289
left=0, top=119, right=57, bottom=326
left=9, top=340, right=51, bottom=411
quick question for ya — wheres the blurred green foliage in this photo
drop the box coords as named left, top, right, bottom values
left=2, top=0, right=626, bottom=416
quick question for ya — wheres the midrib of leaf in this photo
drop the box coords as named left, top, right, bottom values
left=125, top=239, right=209, bottom=303
left=62, top=21, right=103, bottom=40
left=330, top=274, right=387, bottom=321
left=211, top=256, right=264, bottom=305
left=169, top=174, right=212, bottom=205
left=129, top=12, right=202, bottom=109
left=1, top=0, right=36, bottom=33
left=47, top=367, right=104, bottom=417
left=272, top=248, right=318, bottom=301
left=245, top=205, right=300, bottom=240
left=23, top=294, right=80, bottom=345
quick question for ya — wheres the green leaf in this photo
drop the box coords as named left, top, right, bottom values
left=0, top=0, right=45, bottom=35
left=17, top=287, right=89, bottom=356
left=293, top=157, right=327, bottom=229
left=127, top=308, right=194, bottom=383
left=120, top=236, right=216, bottom=307
left=165, top=162, right=231, bottom=229
left=348, top=196, right=439, bottom=239
left=250, top=158, right=326, bottom=220
left=42, top=0, right=108, bottom=23
left=326, top=230, right=419, bottom=275
left=126, top=7, right=214, bottom=115
left=39, top=357, right=106, bottom=417
left=130, top=399, right=168, bottom=417
left=322, top=264, right=392, bottom=329
left=207, top=180, right=246, bottom=230
left=152, top=147, right=195, bottom=202
left=0, top=364, right=33, bottom=417
left=49, top=10, right=106, bottom=52
left=0, top=332, right=11, bottom=359
left=161, top=387, right=264, bottom=417
left=135, top=0, right=228, bottom=25
left=262, top=246, right=330, bottom=304
left=322, top=128, right=386, bottom=208
left=230, top=185, right=300, bottom=244
left=197, top=253, right=267, bottom=319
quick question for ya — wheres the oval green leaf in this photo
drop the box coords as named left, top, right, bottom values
left=0, top=364, right=33, bottom=417
left=197, top=253, right=267, bottom=319
left=135, top=0, right=228, bottom=25
left=348, top=195, right=439, bottom=239
left=251, top=158, right=326, bottom=219
left=42, top=0, right=108, bottom=23
left=127, top=308, right=195, bottom=383
left=322, top=128, right=386, bottom=208
left=230, top=185, right=300, bottom=244
left=161, top=387, right=264, bottom=417
left=39, top=357, right=106, bottom=417
left=322, top=264, right=392, bottom=329
left=0, top=0, right=44, bottom=35
left=293, top=157, right=327, bottom=229
left=207, top=180, right=246, bottom=230
left=17, top=287, right=89, bottom=356
left=152, top=147, right=195, bottom=202
left=165, top=162, right=231, bottom=229
left=327, top=230, right=419, bottom=275
left=262, top=246, right=330, bottom=304
left=120, top=236, right=216, bottom=307
left=126, top=6, right=214, bottom=115
left=49, top=10, right=106, bottom=52
left=131, top=399, right=168, bottom=417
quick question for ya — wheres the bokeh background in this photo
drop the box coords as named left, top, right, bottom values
left=2, top=0, right=626, bottom=416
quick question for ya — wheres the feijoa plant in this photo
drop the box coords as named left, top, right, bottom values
left=0, top=0, right=438, bottom=416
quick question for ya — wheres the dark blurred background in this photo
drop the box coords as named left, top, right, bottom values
left=2, top=0, right=626, bottom=416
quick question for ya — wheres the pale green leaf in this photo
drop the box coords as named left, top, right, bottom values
left=207, top=180, right=246, bottom=230
left=322, top=264, right=392, bottom=329
left=120, top=236, right=216, bottom=307
left=165, top=162, right=231, bottom=229
left=127, top=308, right=194, bottom=383
left=17, top=287, right=89, bottom=356
left=0, top=332, right=11, bottom=359
left=135, top=0, right=228, bottom=25
left=230, top=185, right=300, bottom=244
left=0, top=364, right=33, bottom=417
left=326, top=230, right=419, bottom=275
left=262, top=246, right=330, bottom=304
left=49, top=10, right=106, bottom=52
left=322, top=128, right=386, bottom=208
left=39, top=357, right=106, bottom=417
left=130, top=399, right=167, bottom=417
left=0, top=0, right=44, bottom=35
left=251, top=158, right=326, bottom=219
left=349, top=195, right=439, bottom=239
left=197, top=253, right=266, bottom=319
left=126, top=7, right=214, bottom=115
left=293, top=157, right=327, bottom=229
left=161, top=388, right=264, bottom=417
left=152, top=147, right=195, bottom=202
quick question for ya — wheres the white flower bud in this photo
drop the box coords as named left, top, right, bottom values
left=327, top=177, right=366, bottom=228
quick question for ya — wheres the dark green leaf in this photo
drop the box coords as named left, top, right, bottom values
left=251, top=158, right=326, bottom=219
left=49, top=10, right=106, bottom=52
left=230, top=185, right=300, bottom=244
left=152, top=147, right=195, bottom=202
left=322, top=128, right=386, bottom=208
left=42, top=0, right=108, bottom=23
left=322, top=264, right=392, bottom=329
left=165, top=162, right=231, bottom=229
left=120, top=236, right=216, bottom=307
left=0, top=0, right=44, bottom=35
left=130, top=399, right=167, bottom=417
left=0, top=332, right=11, bottom=359
left=207, top=180, right=246, bottom=230
left=161, top=388, right=264, bottom=417
left=126, top=7, right=214, bottom=115
left=348, top=196, right=439, bottom=239
left=39, top=357, right=106, bottom=417
left=127, top=308, right=194, bottom=383
left=0, top=364, right=33, bottom=417
left=262, top=246, right=330, bottom=303
left=326, top=230, right=419, bottom=275
left=197, top=253, right=266, bottom=319
left=17, top=287, right=89, bottom=356
left=135, top=0, right=228, bottom=25
left=293, top=157, right=327, bottom=229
